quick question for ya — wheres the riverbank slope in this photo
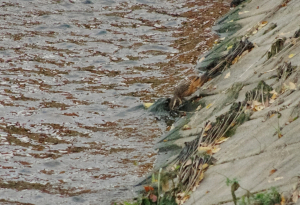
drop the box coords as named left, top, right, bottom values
left=151, top=0, right=300, bottom=204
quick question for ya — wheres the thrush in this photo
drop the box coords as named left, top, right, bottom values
left=169, top=74, right=209, bottom=110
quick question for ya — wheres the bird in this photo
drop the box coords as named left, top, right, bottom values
left=169, top=73, right=209, bottom=110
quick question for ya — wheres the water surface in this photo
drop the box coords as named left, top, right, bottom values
left=0, top=0, right=230, bottom=204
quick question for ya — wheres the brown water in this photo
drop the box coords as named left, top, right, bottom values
left=0, top=0, right=230, bottom=204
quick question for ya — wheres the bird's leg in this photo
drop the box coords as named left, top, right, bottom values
left=178, top=98, right=182, bottom=105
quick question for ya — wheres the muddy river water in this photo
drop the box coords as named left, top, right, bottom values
left=0, top=0, right=229, bottom=204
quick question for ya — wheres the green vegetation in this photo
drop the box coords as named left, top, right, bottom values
left=226, top=177, right=239, bottom=186
left=239, top=187, right=281, bottom=205
left=226, top=178, right=281, bottom=205
left=120, top=197, right=177, bottom=205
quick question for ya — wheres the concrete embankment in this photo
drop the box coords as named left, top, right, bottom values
left=143, top=0, right=300, bottom=204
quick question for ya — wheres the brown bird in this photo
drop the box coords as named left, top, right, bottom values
left=169, top=74, right=209, bottom=110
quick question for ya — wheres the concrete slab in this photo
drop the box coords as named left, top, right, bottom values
left=149, top=0, right=300, bottom=204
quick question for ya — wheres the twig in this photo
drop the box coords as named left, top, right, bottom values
left=157, top=168, right=162, bottom=205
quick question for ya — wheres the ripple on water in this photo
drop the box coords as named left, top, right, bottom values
left=0, top=0, right=230, bottom=204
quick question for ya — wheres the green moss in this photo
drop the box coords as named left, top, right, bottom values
left=228, top=83, right=244, bottom=101
left=179, top=98, right=206, bottom=112
left=224, top=126, right=237, bottom=137
left=245, top=81, right=273, bottom=102
left=157, top=144, right=182, bottom=152
left=215, top=20, right=242, bottom=34
left=267, top=38, right=286, bottom=59
left=236, top=111, right=250, bottom=124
